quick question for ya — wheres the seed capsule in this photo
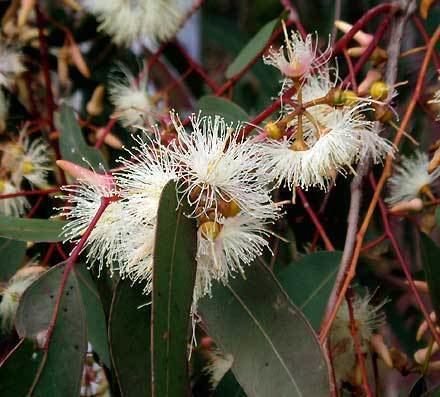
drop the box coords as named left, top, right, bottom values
left=218, top=199, right=241, bottom=218
left=199, top=221, right=221, bottom=241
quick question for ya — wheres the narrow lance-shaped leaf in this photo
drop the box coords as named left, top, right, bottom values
left=225, top=18, right=279, bottom=79
left=199, top=261, right=330, bottom=397
left=197, top=96, right=249, bottom=125
left=109, top=279, right=151, bottom=397
left=15, top=264, right=87, bottom=397
left=57, top=104, right=107, bottom=170
left=151, top=180, right=198, bottom=397
left=0, top=216, right=67, bottom=242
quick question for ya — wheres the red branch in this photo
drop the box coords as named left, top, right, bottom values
left=332, top=3, right=398, bottom=55
left=43, top=197, right=113, bottom=349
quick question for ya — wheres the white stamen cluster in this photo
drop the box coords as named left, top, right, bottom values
left=61, top=113, right=280, bottom=309
left=262, top=31, right=393, bottom=192
left=386, top=151, right=440, bottom=205
left=109, top=65, right=160, bottom=128
left=0, top=43, right=25, bottom=88
left=83, top=0, right=194, bottom=46
left=264, top=29, right=331, bottom=80
left=0, top=129, right=52, bottom=216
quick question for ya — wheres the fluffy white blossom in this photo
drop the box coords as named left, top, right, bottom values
left=194, top=213, right=277, bottom=304
left=0, top=179, right=29, bottom=216
left=84, top=0, right=194, bottom=45
left=60, top=181, right=126, bottom=275
left=61, top=113, right=280, bottom=316
left=264, top=27, right=331, bottom=80
left=0, top=265, right=46, bottom=332
left=330, top=292, right=385, bottom=385
left=109, top=66, right=158, bottom=128
left=17, top=135, right=52, bottom=188
left=0, top=43, right=25, bottom=88
left=171, top=112, right=276, bottom=221
left=1, top=129, right=52, bottom=188
left=386, top=151, right=440, bottom=205
left=262, top=71, right=393, bottom=191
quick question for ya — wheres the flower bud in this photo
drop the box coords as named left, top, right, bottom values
left=265, top=121, right=283, bottom=140
left=428, top=147, right=440, bottom=174
left=358, top=69, right=382, bottom=95
left=334, top=20, right=373, bottom=47
left=370, top=81, right=389, bottom=101
left=86, top=85, right=105, bottom=117
left=389, top=198, right=423, bottom=213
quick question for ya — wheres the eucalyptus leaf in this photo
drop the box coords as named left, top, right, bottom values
left=277, top=251, right=342, bottom=330
left=109, top=279, right=151, bottom=397
left=199, top=261, right=330, bottom=397
left=197, top=96, right=249, bottom=125
left=0, top=216, right=67, bottom=242
left=57, top=104, right=107, bottom=170
left=75, top=264, right=110, bottom=367
left=0, top=339, right=43, bottom=396
left=225, top=18, right=278, bottom=79
left=16, top=264, right=87, bottom=397
left=0, top=237, right=26, bottom=281
left=151, top=180, right=197, bottom=397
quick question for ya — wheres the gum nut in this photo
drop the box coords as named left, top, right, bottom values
left=389, top=198, right=424, bottom=213
left=371, top=334, right=393, bottom=367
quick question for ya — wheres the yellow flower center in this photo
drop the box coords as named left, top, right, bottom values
left=22, top=160, right=35, bottom=175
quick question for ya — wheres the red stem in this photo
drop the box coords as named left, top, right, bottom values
left=297, top=189, right=335, bottom=251
left=0, top=188, right=59, bottom=200
left=346, top=289, right=374, bottom=397
left=371, top=175, right=440, bottom=348
left=332, top=3, right=398, bottom=55
left=43, top=197, right=113, bottom=349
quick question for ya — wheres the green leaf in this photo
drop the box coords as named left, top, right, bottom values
left=199, top=261, right=330, bottom=397
left=276, top=251, right=342, bottom=330
left=151, top=180, right=197, bottom=397
left=214, top=370, right=247, bottom=397
left=0, top=237, right=26, bottom=281
left=109, top=279, right=151, bottom=397
left=420, top=233, right=440, bottom=320
left=0, top=216, right=67, bottom=242
left=57, top=104, right=107, bottom=170
left=0, top=339, right=43, bottom=396
left=225, top=18, right=278, bottom=79
left=15, top=264, right=87, bottom=397
left=75, top=264, right=111, bottom=367
left=197, top=96, right=249, bottom=125
left=423, top=384, right=440, bottom=396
